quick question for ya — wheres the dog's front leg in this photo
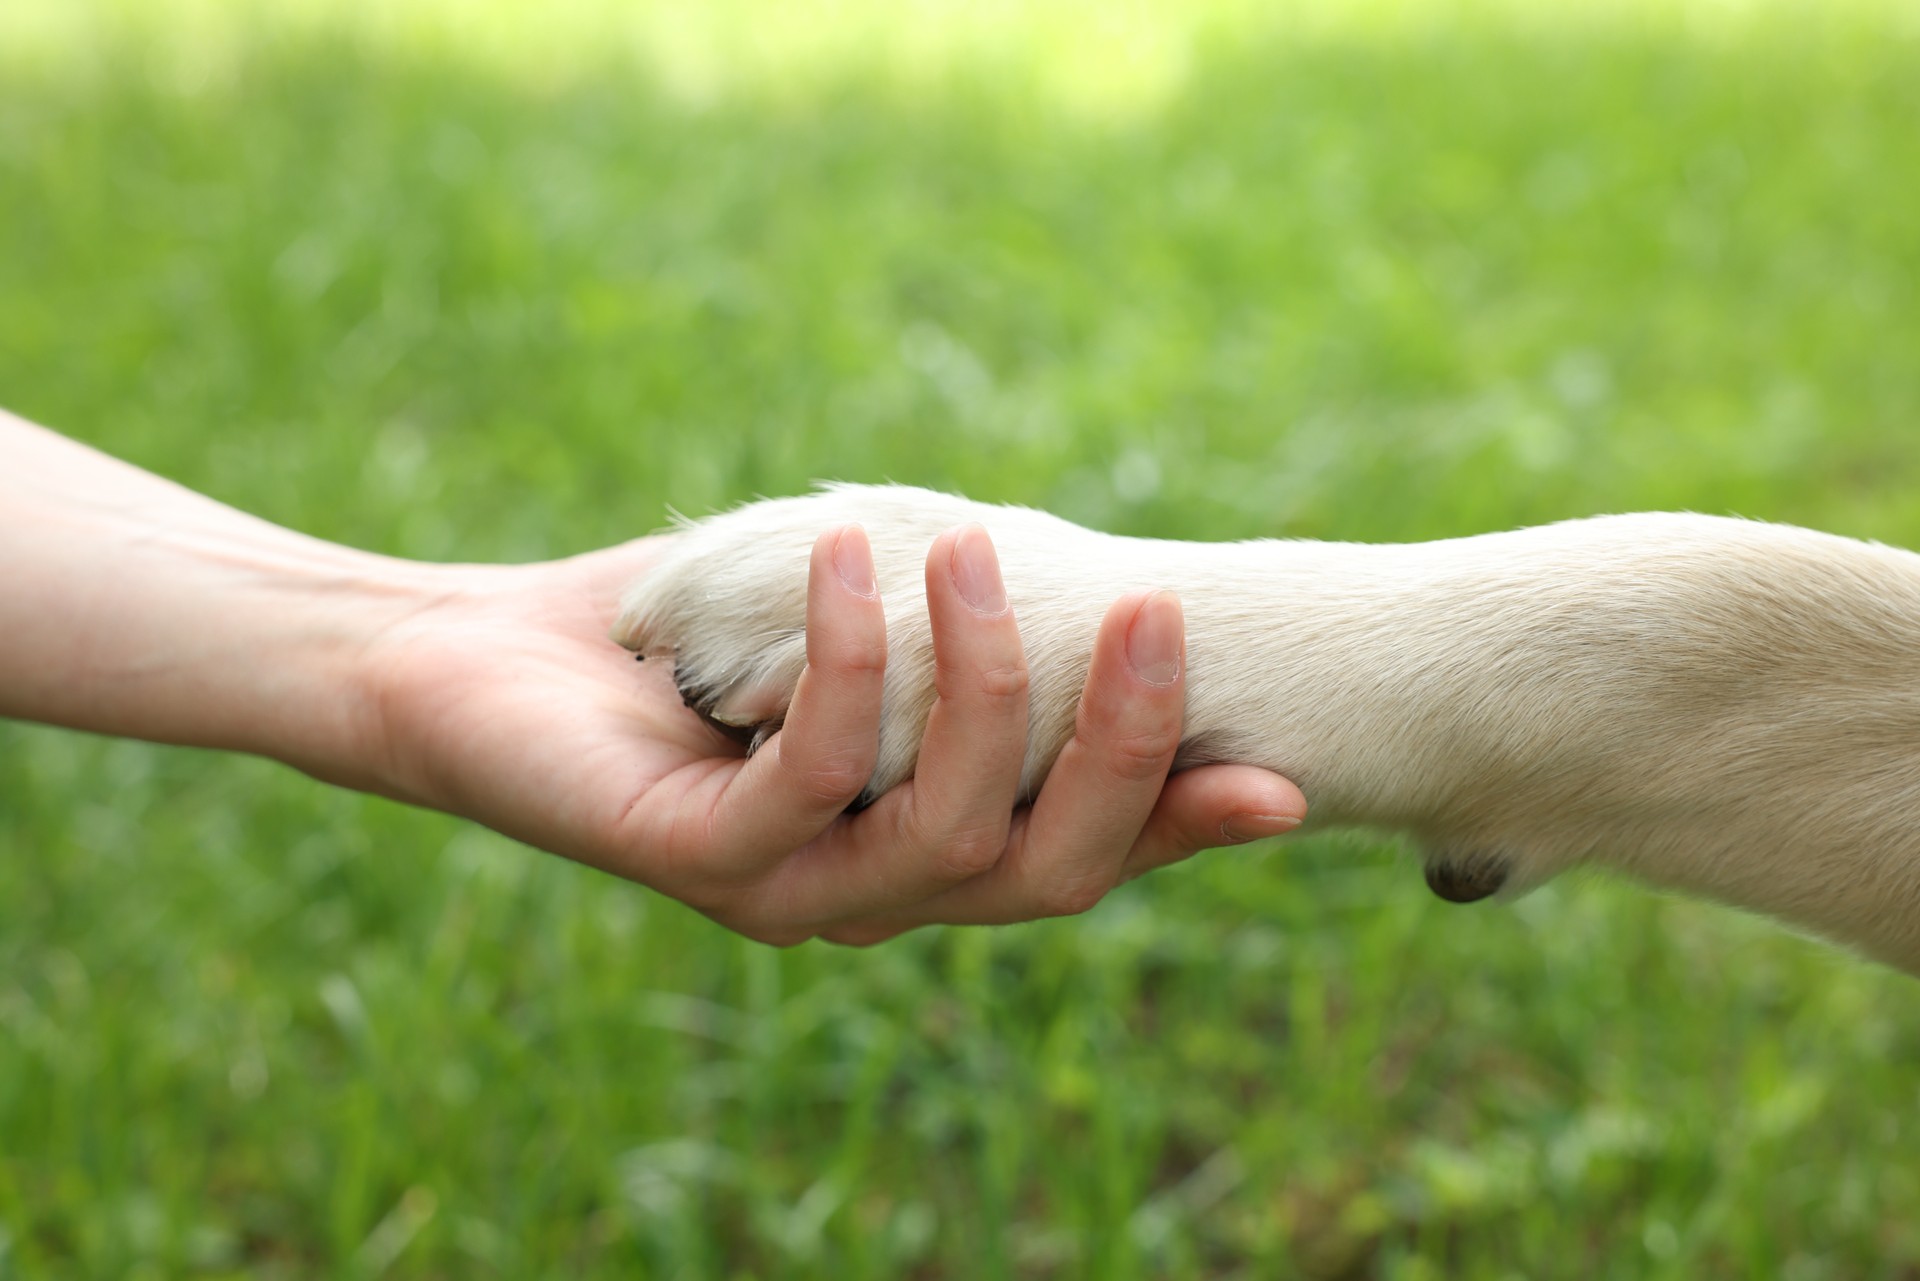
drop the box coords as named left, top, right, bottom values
left=620, top=487, right=1920, bottom=972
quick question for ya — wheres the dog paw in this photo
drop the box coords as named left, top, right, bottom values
left=612, top=485, right=1109, bottom=805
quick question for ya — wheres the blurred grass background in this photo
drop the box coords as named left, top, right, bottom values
left=5, top=0, right=1920, bottom=1276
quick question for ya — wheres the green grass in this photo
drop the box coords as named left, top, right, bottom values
left=5, top=2, right=1920, bottom=1276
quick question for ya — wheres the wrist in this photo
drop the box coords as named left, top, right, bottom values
left=224, top=544, right=463, bottom=795
left=9, top=500, right=462, bottom=793
left=0, top=411, right=508, bottom=798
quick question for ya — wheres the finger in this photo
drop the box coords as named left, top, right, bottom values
left=882, top=525, right=1030, bottom=879
left=670, top=524, right=888, bottom=878
left=859, top=588, right=1187, bottom=926
left=817, top=765, right=1308, bottom=946
left=753, top=523, right=1032, bottom=924
left=1116, top=762, right=1306, bottom=882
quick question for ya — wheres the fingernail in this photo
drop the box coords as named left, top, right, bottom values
left=1221, top=813, right=1303, bottom=842
left=1126, top=591, right=1182, bottom=686
left=834, top=525, right=877, bottom=598
left=950, top=524, right=1007, bottom=615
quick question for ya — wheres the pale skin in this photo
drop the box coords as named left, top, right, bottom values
left=0, top=409, right=1307, bottom=945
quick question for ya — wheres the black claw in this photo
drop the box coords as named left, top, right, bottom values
left=1424, top=855, right=1508, bottom=904
left=674, top=670, right=770, bottom=749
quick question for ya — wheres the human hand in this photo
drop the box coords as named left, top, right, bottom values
left=362, top=525, right=1307, bottom=945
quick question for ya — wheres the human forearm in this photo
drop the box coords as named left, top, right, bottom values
left=1, top=411, right=1310, bottom=944
left=0, top=409, right=435, bottom=789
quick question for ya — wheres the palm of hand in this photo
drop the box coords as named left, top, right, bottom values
left=367, top=536, right=744, bottom=878
left=363, top=527, right=1305, bottom=945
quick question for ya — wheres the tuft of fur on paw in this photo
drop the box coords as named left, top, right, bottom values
left=614, top=504, right=816, bottom=756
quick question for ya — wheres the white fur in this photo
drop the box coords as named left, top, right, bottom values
left=616, top=485, right=1920, bottom=972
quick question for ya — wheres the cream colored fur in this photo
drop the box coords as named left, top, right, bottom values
left=615, top=485, right=1920, bottom=973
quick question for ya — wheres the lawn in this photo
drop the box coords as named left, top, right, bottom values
left=4, top=1, right=1920, bottom=1277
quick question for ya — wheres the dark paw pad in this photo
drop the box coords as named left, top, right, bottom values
left=673, top=671, right=763, bottom=749
left=1424, top=852, right=1509, bottom=904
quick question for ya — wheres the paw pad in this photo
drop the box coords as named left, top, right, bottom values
left=1423, top=851, right=1509, bottom=903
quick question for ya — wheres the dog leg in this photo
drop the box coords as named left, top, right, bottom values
left=617, top=484, right=1920, bottom=971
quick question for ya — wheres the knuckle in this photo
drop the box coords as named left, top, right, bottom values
left=820, top=924, right=898, bottom=948
left=1033, top=874, right=1112, bottom=919
left=937, top=658, right=1030, bottom=709
left=718, top=902, right=814, bottom=952
left=673, top=876, right=733, bottom=915
left=788, top=753, right=872, bottom=807
left=1099, top=725, right=1181, bottom=783
left=971, top=662, right=1030, bottom=704
left=696, top=856, right=840, bottom=949
left=822, top=634, right=888, bottom=676
left=935, top=829, right=1008, bottom=880
left=667, top=852, right=757, bottom=914
left=746, top=925, right=815, bottom=949
left=719, top=906, right=815, bottom=948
